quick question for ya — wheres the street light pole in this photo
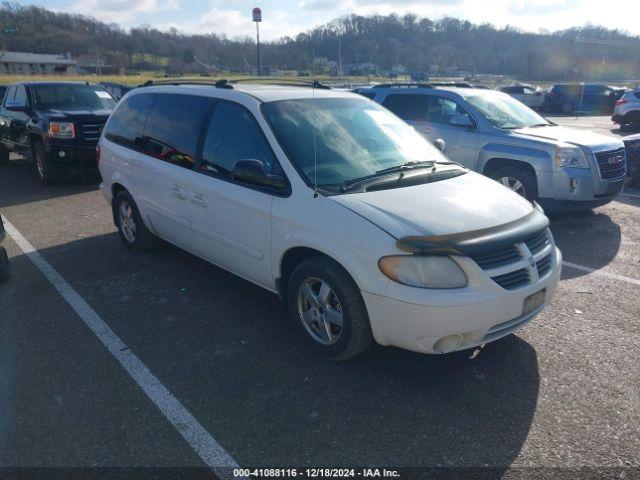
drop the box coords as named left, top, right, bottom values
left=252, top=7, right=262, bottom=76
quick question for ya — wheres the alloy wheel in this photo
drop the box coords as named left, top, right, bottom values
left=297, top=277, right=344, bottom=346
left=118, top=201, right=137, bottom=243
left=498, top=176, right=526, bottom=197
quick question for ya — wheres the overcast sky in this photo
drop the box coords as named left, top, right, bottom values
left=24, top=0, right=640, bottom=40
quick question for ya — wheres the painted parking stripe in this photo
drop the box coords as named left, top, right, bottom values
left=1, top=215, right=239, bottom=477
left=563, top=261, right=640, bottom=287
left=621, top=192, right=640, bottom=199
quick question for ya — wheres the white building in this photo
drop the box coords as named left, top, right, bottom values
left=0, top=52, right=77, bottom=75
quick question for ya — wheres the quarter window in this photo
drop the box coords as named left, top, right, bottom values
left=104, top=93, right=155, bottom=150
left=382, top=94, right=428, bottom=122
left=201, top=101, right=278, bottom=177
left=142, top=93, right=212, bottom=169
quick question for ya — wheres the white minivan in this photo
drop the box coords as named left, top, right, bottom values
left=98, top=82, right=562, bottom=360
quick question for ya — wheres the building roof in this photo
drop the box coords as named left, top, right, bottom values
left=0, top=51, right=76, bottom=65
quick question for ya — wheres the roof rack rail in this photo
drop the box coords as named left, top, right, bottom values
left=138, top=78, right=233, bottom=89
left=229, top=77, right=330, bottom=89
left=372, top=82, right=433, bottom=89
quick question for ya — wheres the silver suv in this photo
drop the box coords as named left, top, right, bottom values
left=358, top=84, right=626, bottom=211
left=612, top=89, right=640, bottom=129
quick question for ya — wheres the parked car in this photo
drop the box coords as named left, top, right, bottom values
left=543, top=83, right=625, bottom=114
left=98, top=82, right=561, bottom=360
left=358, top=83, right=626, bottom=210
left=622, top=133, right=640, bottom=187
left=0, top=82, right=116, bottom=184
left=0, top=214, right=9, bottom=282
left=0, top=85, right=7, bottom=104
left=612, top=89, right=640, bottom=129
left=498, top=84, right=546, bottom=109
left=99, top=81, right=133, bottom=101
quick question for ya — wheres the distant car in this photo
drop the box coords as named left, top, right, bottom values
left=543, top=83, right=625, bottom=114
left=612, top=89, right=640, bottom=129
left=0, top=214, right=9, bottom=282
left=499, top=84, right=545, bottom=109
left=361, top=83, right=627, bottom=210
left=622, top=133, right=640, bottom=186
left=99, top=82, right=133, bottom=101
left=0, top=81, right=117, bottom=184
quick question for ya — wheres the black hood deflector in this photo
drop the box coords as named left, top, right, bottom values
left=396, top=209, right=549, bottom=256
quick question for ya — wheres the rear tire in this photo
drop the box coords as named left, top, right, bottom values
left=33, top=141, right=60, bottom=185
left=114, top=191, right=155, bottom=252
left=489, top=165, right=539, bottom=202
left=0, top=246, right=9, bottom=283
left=287, top=256, right=373, bottom=361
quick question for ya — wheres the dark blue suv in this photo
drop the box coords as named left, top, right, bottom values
left=543, top=83, right=625, bottom=114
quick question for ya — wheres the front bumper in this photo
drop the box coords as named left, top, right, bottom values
left=362, top=247, right=562, bottom=354
left=45, top=142, right=99, bottom=170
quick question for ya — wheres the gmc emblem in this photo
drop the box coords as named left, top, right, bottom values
left=608, top=154, right=624, bottom=165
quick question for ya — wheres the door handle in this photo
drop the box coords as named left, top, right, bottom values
left=191, top=192, right=208, bottom=208
left=170, top=185, right=187, bottom=200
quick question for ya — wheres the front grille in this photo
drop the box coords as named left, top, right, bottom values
left=595, top=148, right=627, bottom=180
left=491, top=268, right=530, bottom=290
left=78, top=122, right=105, bottom=145
left=469, top=227, right=553, bottom=291
left=536, top=254, right=552, bottom=278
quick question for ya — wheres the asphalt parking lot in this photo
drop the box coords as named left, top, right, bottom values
left=0, top=116, right=639, bottom=478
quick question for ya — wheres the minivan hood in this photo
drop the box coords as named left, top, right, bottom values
left=513, top=124, right=622, bottom=151
left=330, top=171, right=534, bottom=238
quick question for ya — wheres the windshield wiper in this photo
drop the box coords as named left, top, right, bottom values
left=341, top=161, right=436, bottom=193
left=375, top=160, right=435, bottom=175
left=528, top=123, right=551, bottom=128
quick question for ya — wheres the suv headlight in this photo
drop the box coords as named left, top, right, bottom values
left=49, top=122, right=76, bottom=139
left=555, top=145, right=588, bottom=168
left=378, top=255, right=467, bottom=289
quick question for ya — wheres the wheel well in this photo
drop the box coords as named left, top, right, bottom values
left=278, top=247, right=334, bottom=301
left=483, top=157, right=537, bottom=179
left=110, top=183, right=127, bottom=225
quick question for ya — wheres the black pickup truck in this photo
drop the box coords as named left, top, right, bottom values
left=0, top=81, right=116, bottom=184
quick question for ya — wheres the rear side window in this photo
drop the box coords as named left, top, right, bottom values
left=105, top=93, right=155, bottom=149
left=382, top=94, right=428, bottom=121
left=200, top=101, right=278, bottom=177
left=142, top=93, right=212, bottom=169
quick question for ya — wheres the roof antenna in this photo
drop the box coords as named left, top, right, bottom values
left=312, top=47, right=319, bottom=198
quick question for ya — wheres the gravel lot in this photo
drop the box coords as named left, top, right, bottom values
left=0, top=115, right=638, bottom=478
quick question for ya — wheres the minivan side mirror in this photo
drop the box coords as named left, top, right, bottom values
left=450, top=114, right=474, bottom=128
left=5, top=102, right=29, bottom=113
left=232, top=159, right=287, bottom=191
left=433, top=138, right=446, bottom=153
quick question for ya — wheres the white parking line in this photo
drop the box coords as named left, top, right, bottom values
left=621, top=192, right=640, bottom=199
left=1, top=215, right=239, bottom=477
left=563, top=261, right=640, bottom=287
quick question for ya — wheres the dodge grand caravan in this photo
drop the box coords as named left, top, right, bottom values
left=98, top=82, right=562, bottom=360
left=359, top=84, right=626, bottom=211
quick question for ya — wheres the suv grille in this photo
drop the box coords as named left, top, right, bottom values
left=595, top=148, right=626, bottom=180
left=469, top=228, right=554, bottom=290
left=78, top=121, right=106, bottom=145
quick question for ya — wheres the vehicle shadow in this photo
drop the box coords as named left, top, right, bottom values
left=0, top=160, right=99, bottom=209
left=548, top=210, right=621, bottom=280
left=7, top=231, right=541, bottom=470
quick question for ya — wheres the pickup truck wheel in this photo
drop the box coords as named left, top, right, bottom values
left=114, top=191, right=155, bottom=252
left=561, top=102, right=574, bottom=114
left=287, top=256, right=373, bottom=361
left=0, top=145, right=9, bottom=165
left=0, top=246, right=9, bottom=283
left=33, top=141, right=60, bottom=185
left=490, top=166, right=538, bottom=202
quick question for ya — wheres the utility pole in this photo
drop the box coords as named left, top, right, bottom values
left=252, top=7, right=262, bottom=76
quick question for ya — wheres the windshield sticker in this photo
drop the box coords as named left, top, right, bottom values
left=95, top=91, right=112, bottom=99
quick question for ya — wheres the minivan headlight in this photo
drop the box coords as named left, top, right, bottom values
left=555, top=145, right=588, bottom=168
left=49, top=122, right=76, bottom=139
left=378, top=255, right=467, bottom=289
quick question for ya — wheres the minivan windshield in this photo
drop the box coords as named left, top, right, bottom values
left=261, top=97, right=451, bottom=188
left=465, top=91, right=551, bottom=129
left=33, top=84, right=116, bottom=111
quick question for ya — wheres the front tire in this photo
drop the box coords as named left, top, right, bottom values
left=490, top=165, right=539, bottom=202
left=33, top=141, right=60, bottom=185
left=287, top=256, right=373, bottom=361
left=114, top=191, right=155, bottom=252
left=561, top=102, right=574, bottom=114
left=0, top=246, right=9, bottom=283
